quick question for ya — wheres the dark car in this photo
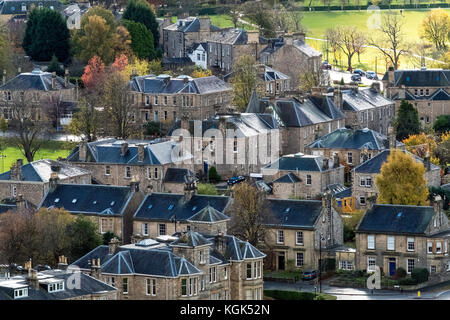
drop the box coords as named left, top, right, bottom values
left=227, top=176, right=245, bottom=186
left=322, top=61, right=332, bottom=70
left=351, top=74, right=361, bottom=82
left=366, top=71, right=378, bottom=80
left=302, top=269, right=318, bottom=281
left=35, top=264, right=52, bottom=271
left=353, top=69, right=365, bottom=77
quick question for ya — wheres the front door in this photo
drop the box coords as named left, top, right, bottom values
left=389, top=258, right=396, bottom=276
left=278, top=252, right=285, bottom=270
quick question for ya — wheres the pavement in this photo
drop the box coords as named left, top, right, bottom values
left=264, top=279, right=450, bottom=300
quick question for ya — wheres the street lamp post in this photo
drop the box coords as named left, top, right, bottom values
left=319, top=233, right=325, bottom=293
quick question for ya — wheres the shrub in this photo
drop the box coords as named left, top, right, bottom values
left=394, top=267, right=407, bottom=279
left=398, top=277, right=418, bottom=286
left=197, top=183, right=218, bottom=195
left=411, top=268, right=429, bottom=284
left=208, top=166, right=221, bottom=182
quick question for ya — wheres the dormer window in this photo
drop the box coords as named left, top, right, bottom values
left=21, top=3, right=26, bottom=11
left=48, top=281, right=64, bottom=293
left=14, top=287, right=28, bottom=299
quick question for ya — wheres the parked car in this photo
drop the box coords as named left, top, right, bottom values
left=227, top=176, right=245, bottom=186
left=353, top=69, right=365, bottom=77
left=351, top=74, right=361, bottom=82
left=302, top=269, right=318, bottom=281
left=322, top=61, right=332, bottom=70
left=35, top=264, right=52, bottom=271
left=366, top=71, right=378, bottom=80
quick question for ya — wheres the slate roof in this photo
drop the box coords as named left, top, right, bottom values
left=206, top=28, right=247, bottom=45
left=163, top=167, right=195, bottom=184
left=339, top=87, right=394, bottom=111
left=391, top=88, right=450, bottom=101
left=265, top=199, right=323, bottom=229
left=129, top=74, right=231, bottom=94
left=67, top=138, right=192, bottom=165
left=247, top=96, right=345, bottom=128
left=0, top=68, right=74, bottom=90
left=0, top=270, right=116, bottom=300
left=353, top=149, right=440, bottom=173
left=169, top=113, right=279, bottom=138
left=164, top=17, right=220, bottom=33
left=442, top=183, right=450, bottom=192
left=390, top=69, right=450, bottom=87
left=0, top=204, right=16, bottom=215
left=0, top=0, right=61, bottom=15
left=38, top=184, right=134, bottom=217
left=210, top=235, right=266, bottom=261
left=0, top=159, right=90, bottom=182
left=170, top=231, right=212, bottom=247
left=187, top=204, right=230, bottom=223
left=134, top=193, right=230, bottom=222
left=264, top=154, right=324, bottom=172
left=356, top=204, right=435, bottom=235
left=293, top=39, right=322, bottom=58
left=273, top=172, right=302, bottom=183
left=308, top=127, right=402, bottom=150
left=70, top=245, right=202, bottom=277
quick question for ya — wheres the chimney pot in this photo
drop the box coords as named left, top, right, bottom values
left=137, top=144, right=145, bottom=162
left=121, top=142, right=128, bottom=156
left=79, top=139, right=87, bottom=162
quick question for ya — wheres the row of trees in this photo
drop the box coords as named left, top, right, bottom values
left=22, top=0, right=160, bottom=64
left=0, top=208, right=103, bottom=266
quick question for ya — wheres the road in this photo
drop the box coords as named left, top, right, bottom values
left=328, top=70, right=384, bottom=91
left=264, top=280, right=450, bottom=300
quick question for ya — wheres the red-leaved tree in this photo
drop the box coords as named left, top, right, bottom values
left=81, top=56, right=105, bottom=93
left=111, top=54, right=128, bottom=72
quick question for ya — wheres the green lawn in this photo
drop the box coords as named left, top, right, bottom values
left=0, top=139, right=75, bottom=174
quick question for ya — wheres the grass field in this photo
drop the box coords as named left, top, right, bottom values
left=0, top=138, right=75, bottom=174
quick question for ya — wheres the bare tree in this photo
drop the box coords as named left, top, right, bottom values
left=228, top=182, right=278, bottom=247
left=299, top=60, right=329, bottom=93
left=102, top=69, right=136, bottom=139
left=325, top=26, right=366, bottom=71
left=6, top=91, right=50, bottom=162
left=368, top=13, right=410, bottom=70
left=229, top=1, right=240, bottom=29
left=68, top=94, right=101, bottom=142
left=286, top=2, right=306, bottom=33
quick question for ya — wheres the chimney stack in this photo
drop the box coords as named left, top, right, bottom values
left=51, top=72, right=56, bottom=90
left=130, top=180, right=140, bottom=192
left=371, top=82, right=380, bottom=93
left=79, top=140, right=87, bottom=162
left=64, top=69, right=69, bottom=87
left=27, top=269, right=39, bottom=289
left=333, top=87, right=343, bottom=109
left=109, top=238, right=119, bottom=255
left=17, top=194, right=24, bottom=208
left=388, top=126, right=396, bottom=150
left=333, top=153, right=340, bottom=168
left=10, top=159, right=23, bottom=181
left=424, top=152, right=431, bottom=171
left=57, top=255, right=68, bottom=270
left=2, top=70, right=6, bottom=85
left=322, top=158, right=329, bottom=170
left=49, top=172, right=59, bottom=192
left=121, top=142, right=128, bottom=156
left=137, top=143, right=145, bottom=162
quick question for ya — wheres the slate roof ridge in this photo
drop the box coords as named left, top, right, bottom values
left=374, top=203, right=433, bottom=209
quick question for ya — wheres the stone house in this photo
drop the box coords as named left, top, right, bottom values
left=187, top=42, right=208, bottom=69
left=246, top=92, right=346, bottom=154
left=163, top=16, right=221, bottom=59
left=206, top=28, right=265, bottom=75
left=128, top=74, right=232, bottom=124
left=355, top=198, right=450, bottom=276
left=62, top=3, right=87, bottom=30
left=351, top=149, right=442, bottom=210
left=329, top=84, right=396, bottom=136
left=0, top=68, right=76, bottom=125
left=169, top=112, right=281, bottom=178
left=0, top=269, right=117, bottom=300
left=382, top=69, right=450, bottom=125
left=70, top=209, right=265, bottom=300
left=261, top=153, right=345, bottom=200
left=257, top=65, right=291, bottom=99
left=0, top=159, right=91, bottom=206
left=0, top=0, right=61, bottom=17
left=132, top=190, right=231, bottom=240
left=263, top=194, right=349, bottom=271
left=306, top=127, right=404, bottom=182
left=38, top=182, right=145, bottom=243
left=259, top=33, right=322, bottom=90
left=67, top=138, right=193, bottom=193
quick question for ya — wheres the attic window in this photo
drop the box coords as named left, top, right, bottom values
left=93, top=200, right=97, bottom=205
left=406, top=76, right=410, bottom=82
left=48, top=281, right=64, bottom=293
left=397, top=212, right=402, bottom=218
left=110, top=201, right=115, bottom=206
left=54, top=198, right=60, bottom=203
left=72, top=199, right=77, bottom=203
left=168, top=204, right=174, bottom=210
left=192, top=206, right=197, bottom=211
left=148, top=204, right=153, bottom=209
left=285, top=208, right=291, bottom=213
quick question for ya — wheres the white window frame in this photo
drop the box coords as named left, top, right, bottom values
left=296, top=231, right=303, bottom=245
left=407, top=237, right=415, bottom=252
left=367, top=257, right=376, bottom=272
left=306, top=174, right=312, bottom=185
left=277, top=230, right=284, bottom=244
left=296, top=252, right=304, bottom=267
left=158, top=224, right=166, bottom=236
left=367, top=235, right=375, bottom=250
left=347, top=152, right=353, bottom=164
left=437, top=242, right=442, bottom=254
left=428, top=241, right=433, bottom=254
left=407, top=259, right=415, bottom=274
left=387, top=236, right=395, bottom=251
left=142, top=223, right=148, bottom=236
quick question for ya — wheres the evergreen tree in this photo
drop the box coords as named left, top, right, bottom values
left=23, top=8, right=70, bottom=62
left=122, top=0, right=159, bottom=47
left=47, top=55, right=64, bottom=76
left=394, top=100, right=421, bottom=141
left=122, top=20, right=155, bottom=60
